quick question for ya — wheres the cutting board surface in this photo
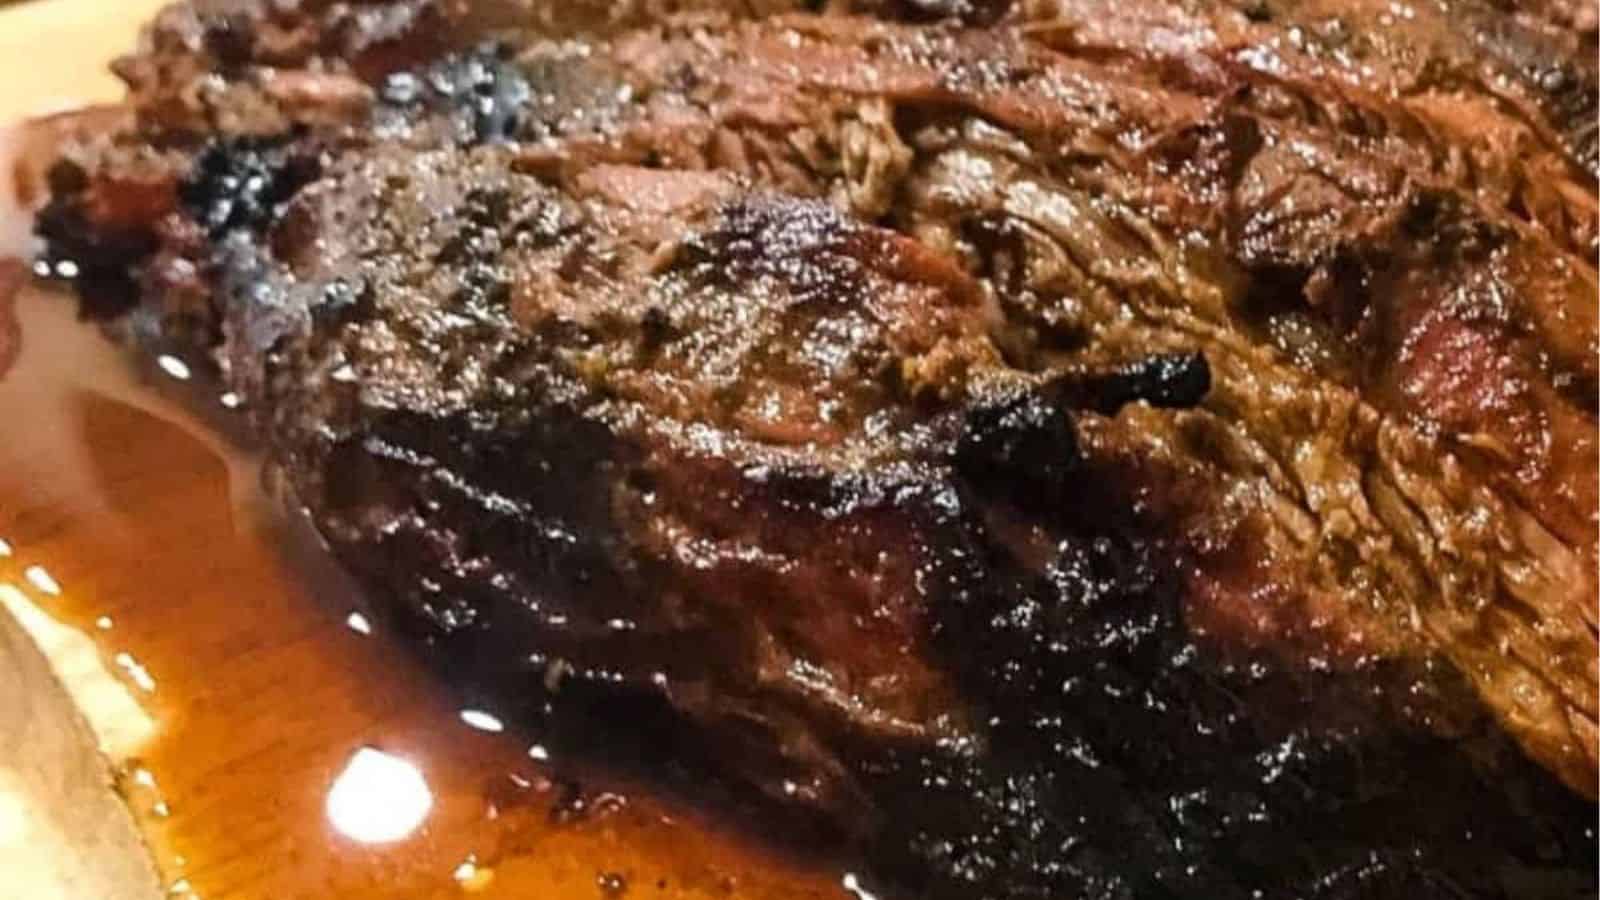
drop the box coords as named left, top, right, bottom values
left=0, top=0, right=170, bottom=121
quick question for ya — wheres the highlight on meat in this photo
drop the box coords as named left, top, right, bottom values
left=28, top=1, right=1599, bottom=898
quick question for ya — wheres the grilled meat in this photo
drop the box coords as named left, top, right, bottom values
left=32, top=1, right=1599, bottom=897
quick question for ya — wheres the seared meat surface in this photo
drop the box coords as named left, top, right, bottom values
left=33, top=1, right=1598, bottom=897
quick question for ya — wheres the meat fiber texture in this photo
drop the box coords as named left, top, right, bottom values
left=33, top=1, right=1600, bottom=898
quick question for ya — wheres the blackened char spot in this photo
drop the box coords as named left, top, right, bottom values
left=379, top=43, right=532, bottom=145
left=179, top=136, right=320, bottom=238
left=954, top=349, right=1210, bottom=581
left=955, top=389, right=1080, bottom=513
left=34, top=160, right=159, bottom=319
left=1079, top=351, right=1211, bottom=413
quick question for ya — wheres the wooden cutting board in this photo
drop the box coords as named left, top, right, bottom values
left=1, top=10, right=194, bottom=900
left=0, top=4, right=856, bottom=899
left=0, top=0, right=170, bottom=121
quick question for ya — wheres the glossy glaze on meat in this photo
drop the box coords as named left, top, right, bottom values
left=33, top=1, right=1599, bottom=897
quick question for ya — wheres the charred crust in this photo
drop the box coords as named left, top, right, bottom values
left=179, top=135, right=320, bottom=238
left=954, top=388, right=1080, bottom=512
left=1079, top=352, right=1213, bottom=415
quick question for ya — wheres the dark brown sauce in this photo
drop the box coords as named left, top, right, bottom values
left=0, top=285, right=857, bottom=900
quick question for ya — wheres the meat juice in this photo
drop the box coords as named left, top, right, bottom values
left=0, top=284, right=855, bottom=900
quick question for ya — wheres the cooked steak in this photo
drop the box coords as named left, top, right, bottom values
left=33, top=2, right=1598, bottom=898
